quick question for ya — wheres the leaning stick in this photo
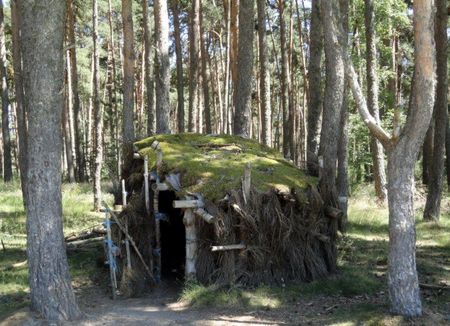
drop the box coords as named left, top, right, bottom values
left=122, top=179, right=127, bottom=207
left=144, top=157, right=150, bottom=214
left=103, top=202, right=154, bottom=282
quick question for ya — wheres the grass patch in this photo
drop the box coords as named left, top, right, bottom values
left=0, top=182, right=109, bottom=319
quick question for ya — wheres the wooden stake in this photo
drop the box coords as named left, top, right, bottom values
left=183, top=208, right=197, bottom=281
left=211, top=244, right=246, bottom=252
left=144, top=157, right=150, bottom=214
left=122, top=179, right=127, bottom=207
left=242, top=163, right=251, bottom=204
left=105, top=211, right=117, bottom=299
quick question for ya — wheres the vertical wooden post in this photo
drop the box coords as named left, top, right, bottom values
left=153, top=150, right=163, bottom=282
left=183, top=208, right=197, bottom=281
left=105, top=211, right=117, bottom=299
left=242, top=163, right=252, bottom=204
left=144, top=157, right=150, bottom=214
left=122, top=179, right=127, bottom=206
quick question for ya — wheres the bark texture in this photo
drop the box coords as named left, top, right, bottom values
left=171, top=0, right=184, bottom=133
left=364, top=0, right=387, bottom=202
left=257, top=0, right=271, bottom=146
left=279, top=0, right=290, bottom=157
left=11, top=0, right=27, bottom=200
left=233, top=0, right=254, bottom=138
left=19, top=0, right=82, bottom=320
left=122, top=0, right=135, bottom=143
left=423, top=0, right=448, bottom=221
left=318, top=0, right=345, bottom=204
left=92, top=0, right=103, bottom=211
left=307, top=0, right=323, bottom=175
left=188, top=0, right=200, bottom=132
left=142, top=0, right=154, bottom=136
left=154, top=0, right=171, bottom=134
left=0, top=0, right=12, bottom=182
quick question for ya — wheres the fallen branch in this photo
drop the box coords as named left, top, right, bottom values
left=211, top=244, right=246, bottom=252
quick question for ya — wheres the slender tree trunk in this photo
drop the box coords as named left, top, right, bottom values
left=0, top=0, right=12, bottom=182
left=92, top=0, right=103, bottom=211
left=66, top=0, right=84, bottom=182
left=257, top=0, right=271, bottom=146
left=223, top=0, right=231, bottom=134
left=171, top=0, right=184, bottom=133
left=318, top=0, right=345, bottom=206
left=307, top=0, right=323, bottom=175
left=200, top=4, right=211, bottom=134
left=122, top=0, right=135, bottom=144
left=63, top=71, right=75, bottom=183
left=422, top=125, right=433, bottom=185
left=365, top=0, right=387, bottom=202
left=20, top=0, right=82, bottom=320
left=423, top=0, right=448, bottom=221
left=233, top=0, right=254, bottom=138
left=279, top=0, right=290, bottom=157
left=142, top=0, right=154, bottom=136
left=11, top=0, right=27, bottom=201
left=230, top=0, right=239, bottom=113
left=188, top=0, right=200, bottom=132
left=337, top=0, right=349, bottom=227
left=154, top=0, right=171, bottom=134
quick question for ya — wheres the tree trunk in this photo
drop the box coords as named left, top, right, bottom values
left=347, top=0, right=435, bottom=317
left=422, top=125, right=433, bottom=185
left=233, top=0, right=254, bottom=138
left=307, top=0, right=323, bottom=175
left=230, top=0, right=239, bottom=112
left=279, top=0, right=290, bottom=157
left=318, top=0, right=345, bottom=206
left=188, top=0, right=200, bottom=133
left=257, top=0, right=271, bottom=146
left=423, top=0, right=448, bottom=221
left=0, top=0, right=12, bottom=182
left=122, top=0, right=135, bottom=144
left=364, top=0, right=387, bottom=202
left=154, top=0, right=171, bottom=134
left=171, top=0, right=184, bottom=133
left=10, top=0, right=27, bottom=202
left=92, top=0, right=103, bottom=211
left=63, top=78, right=75, bottom=183
left=142, top=0, right=154, bottom=136
left=337, top=0, right=349, bottom=227
left=66, top=0, right=84, bottom=182
left=200, top=4, right=211, bottom=134
left=19, top=0, right=82, bottom=320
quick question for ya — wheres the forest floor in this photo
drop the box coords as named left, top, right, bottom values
left=0, top=182, right=449, bottom=325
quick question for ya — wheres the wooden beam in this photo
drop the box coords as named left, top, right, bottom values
left=152, top=182, right=170, bottom=191
left=194, top=207, right=216, bottom=224
left=173, top=199, right=204, bottom=208
left=211, top=244, right=246, bottom=252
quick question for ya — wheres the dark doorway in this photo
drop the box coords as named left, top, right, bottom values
left=158, top=191, right=186, bottom=280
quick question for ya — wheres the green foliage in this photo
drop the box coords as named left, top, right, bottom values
left=135, top=134, right=315, bottom=201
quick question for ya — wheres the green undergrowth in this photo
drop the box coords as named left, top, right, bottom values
left=0, top=182, right=108, bottom=319
left=135, top=134, right=316, bottom=201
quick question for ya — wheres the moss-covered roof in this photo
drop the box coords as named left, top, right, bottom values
left=135, top=134, right=316, bottom=201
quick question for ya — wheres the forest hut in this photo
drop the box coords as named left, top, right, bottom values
left=111, top=134, right=340, bottom=296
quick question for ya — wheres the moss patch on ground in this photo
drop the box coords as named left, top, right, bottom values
left=135, top=134, right=316, bottom=201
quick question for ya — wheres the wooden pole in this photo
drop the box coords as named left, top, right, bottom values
left=183, top=208, right=197, bottom=281
left=211, top=243, right=246, bottom=252
left=144, top=157, right=150, bottom=214
left=105, top=211, right=117, bottom=299
left=242, top=163, right=252, bottom=204
left=122, top=179, right=127, bottom=206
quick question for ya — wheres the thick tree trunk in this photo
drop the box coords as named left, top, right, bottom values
left=10, top=0, right=27, bottom=201
left=257, top=0, right=271, bottom=146
left=0, top=0, right=12, bottom=182
left=364, top=0, right=387, bottom=202
left=122, top=0, right=135, bottom=144
left=142, top=0, right=154, bottom=136
left=188, top=0, right=200, bottom=132
left=171, top=0, right=184, bottom=133
left=318, top=0, right=345, bottom=205
left=19, top=0, right=82, bottom=320
left=307, top=0, right=323, bottom=175
left=423, top=0, right=448, bottom=221
left=154, top=0, right=171, bottom=134
left=233, top=0, right=254, bottom=138
left=92, top=0, right=103, bottom=211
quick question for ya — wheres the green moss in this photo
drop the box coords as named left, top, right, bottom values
left=135, top=134, right=316, bottom=201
